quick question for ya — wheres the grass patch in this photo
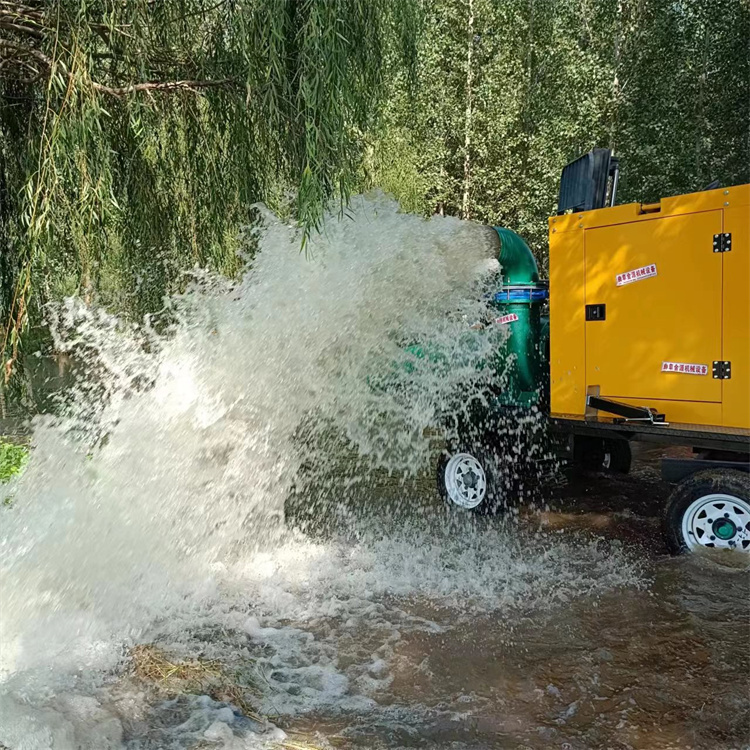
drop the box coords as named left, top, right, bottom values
left=0, top=439, right=29, bottom=506
left=0, top=440, right=28, bottom=484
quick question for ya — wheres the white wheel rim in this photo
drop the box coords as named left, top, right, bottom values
left=681, top=493, right=750, bottom=552
left=444, top=452, right=487, bottom=509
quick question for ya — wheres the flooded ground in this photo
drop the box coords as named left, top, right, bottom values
left=262, top=445, right=748, bottom=750
left=3, top=440, right=749, bottom=750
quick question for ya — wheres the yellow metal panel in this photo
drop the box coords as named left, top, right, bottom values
left=606, top=397, right=723, bottom=427
left=549, top=227, right=586, bottom=416
left=550, top=204, right=642, bottom=234
left=723, top=203, right=750, bottom=429
left=548, top=183, right=750, bottom=431
left=549, top=185, right=749, bottom=234
left=660, top=184, right=749, bottom=217
left=584, top=210, right=724, bottom=408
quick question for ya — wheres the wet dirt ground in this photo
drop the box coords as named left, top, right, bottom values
left=281, top=444, right=750, bottom=750
left=4, top=438, right=747, bottom=750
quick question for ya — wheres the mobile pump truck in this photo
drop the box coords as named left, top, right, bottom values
left=437, top=149, right=750, bottom=556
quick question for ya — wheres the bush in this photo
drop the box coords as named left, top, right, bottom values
left=0, top=440, right=29, bottom=484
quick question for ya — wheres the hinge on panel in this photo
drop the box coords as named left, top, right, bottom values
left=712, top=361, right=731, bottom=379
left=712, top=233, right=732, bottom=253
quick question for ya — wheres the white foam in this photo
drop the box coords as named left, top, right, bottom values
left=0, top=196, right=645, bottom=748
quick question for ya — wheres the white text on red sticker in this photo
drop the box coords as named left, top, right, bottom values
left=495, top=313, right=519, bottom=325
left=661, top=362, right=708, bottom=375
left=616, top=264, right=657, bottom=286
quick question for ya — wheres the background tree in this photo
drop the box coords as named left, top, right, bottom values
left=368, top=0, right=750, bottom=270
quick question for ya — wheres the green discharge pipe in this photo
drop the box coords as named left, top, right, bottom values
left=374, top=227, right=549, bottom=411
left=489, top=227, right=548, bottom=407
left=495, top=227, right=540, bottom=286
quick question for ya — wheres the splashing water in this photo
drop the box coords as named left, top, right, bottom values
left=0, top=196, right=644, bottom=749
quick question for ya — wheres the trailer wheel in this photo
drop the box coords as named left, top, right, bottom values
left=573, top=436, right=631, bottom=474
left=437, top=440, right=510, bottom=515
left=664, top=469, right=750, bottom=555
left=602, top=439, right=632, bottom=474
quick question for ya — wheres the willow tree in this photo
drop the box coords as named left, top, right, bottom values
left=0, top=0, right=419, bottom=377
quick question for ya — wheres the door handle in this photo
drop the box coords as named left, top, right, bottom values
left=585, top=304, right=606, bottom=321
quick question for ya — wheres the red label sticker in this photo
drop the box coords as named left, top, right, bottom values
left=616, top=264, right=657, bottom=287
left=661, top=361, right=708, bottom=375
left=494, top=313, right=519, bottom=325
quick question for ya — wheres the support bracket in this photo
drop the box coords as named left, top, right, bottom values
left=586, top=395, right=668, bottom=425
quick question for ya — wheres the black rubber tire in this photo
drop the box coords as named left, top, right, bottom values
left=663, top=469, right=750, bottom=555
left=602, top=439, right=632, bottom=474
left=573, top=436, right=631, bottom=474
left=436, top=439, right=511, bottom=516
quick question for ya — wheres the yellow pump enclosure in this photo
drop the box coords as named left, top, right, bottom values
left=549, top=183, right=750, bottom=432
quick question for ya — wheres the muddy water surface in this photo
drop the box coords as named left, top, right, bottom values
left=281, top=447, right=750, bottom=750
left=2, top=443, right=748, bottom=750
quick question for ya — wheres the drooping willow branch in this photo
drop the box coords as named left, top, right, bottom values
left=0, top=0, right=422, bottom=382
left=0, top=40, right=238, bottom=97
left=89, top=78, right=238, bottom=97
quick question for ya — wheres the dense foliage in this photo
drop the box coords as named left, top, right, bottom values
left=0, top=0, right=418, bottom=374
left=368, top=0, right=750, bottom=267
left=0, top=438, right=27, bottom=482
left=0, top=0, right=748, bottom=379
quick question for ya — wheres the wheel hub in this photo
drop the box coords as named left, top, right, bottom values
left=682, top=493, right=750, bottom=551
left=444, top=453, right=487, bottom=509
left=713, top=517, right=737, bottom=541
left=463, top=467, right=480, bottom=489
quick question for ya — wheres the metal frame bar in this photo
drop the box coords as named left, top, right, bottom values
left=550, top=416, right=750, bottom=454
left=661, top=456, right=750, bottom=483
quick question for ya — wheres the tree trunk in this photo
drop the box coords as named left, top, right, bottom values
left=694, top=22, right=711, bottom=182
left=609, top=0, right=629, bottom=153
left=461, top=0, right=474, bottom=220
